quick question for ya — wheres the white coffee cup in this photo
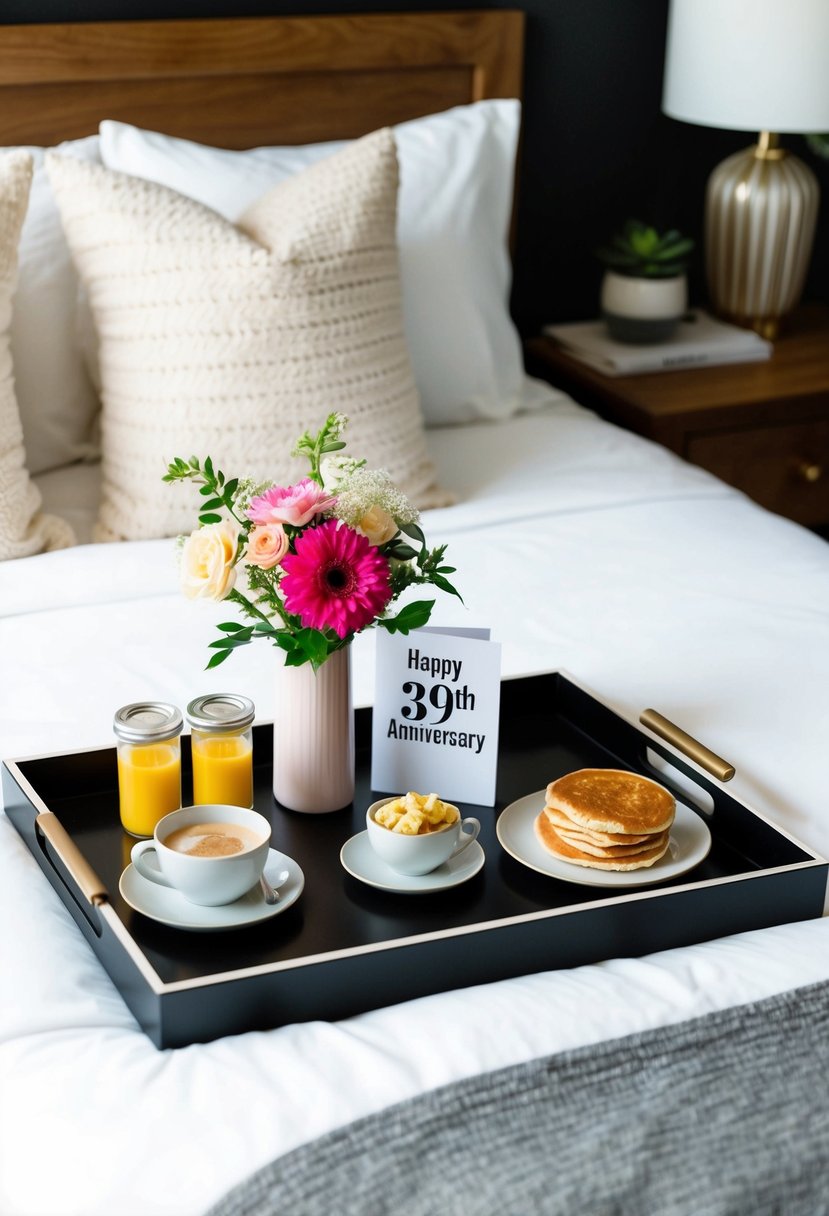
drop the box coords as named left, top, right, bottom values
left=366, top=797, right=481, bottom=876
left=130, top=804, right=271, bottom=906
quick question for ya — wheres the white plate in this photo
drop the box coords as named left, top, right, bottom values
left=496, top=791, right=712, bottom=889
left=340, top=831, right=485, bottom=894
left=119, top=848, right=304, bottom=931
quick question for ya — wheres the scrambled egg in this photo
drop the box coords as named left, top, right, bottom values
left=374, top=791, right=459, bottom=835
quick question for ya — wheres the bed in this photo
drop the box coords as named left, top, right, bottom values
left=2, top=11, right=829, bottom=1216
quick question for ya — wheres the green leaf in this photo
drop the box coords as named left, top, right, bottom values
left=253, top=623, right=282, bottom=639
left=380, top=599, right=434, bottom=634
left=431, top=574, right=463, bottom=601
left=293, top=628, right=331, bottom=668
left=224, top=478, right=238, bottom=498
left=206, top=649, right=232, bottom=669
left=217, top=621, right=244, bottom=632
left=653, top=238, right=694, bottom=262
left=198, top=512, right=223, bottom=525
left=189, top=456, right=200, bottom=469
left=164, top=457, right=192, bottom=481
left=199, top=484, right=215, bottom=496
left=200, top=497, right=225, bottom=511
left=204, top=456, right=215, bottom=479
left=208, top=634, right=252, bottom=650
left=384, top=541, right=418, bottom=561
left=274, top=634, right=299, bottom=654
left=399, top=521, right=425, bottom=545
left=631, top=226, right=658, bottom=256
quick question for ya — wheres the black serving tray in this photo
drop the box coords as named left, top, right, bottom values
left=3, top=672, right=826, bottom=1048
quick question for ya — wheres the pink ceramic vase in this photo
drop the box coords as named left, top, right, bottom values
left=272, top=646, right=355, bottom=813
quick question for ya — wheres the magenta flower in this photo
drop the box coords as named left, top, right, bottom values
left=281, top=520, right=392, bottom=638
left=247, top=478, right=336, bottom=528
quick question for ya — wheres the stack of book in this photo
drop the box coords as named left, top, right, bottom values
left=543, top=311, right=772, bottom=376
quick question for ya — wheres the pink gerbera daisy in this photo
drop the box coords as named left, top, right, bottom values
left=281, top=520, right=392, bottom=638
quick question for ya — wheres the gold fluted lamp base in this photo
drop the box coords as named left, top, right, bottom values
left=705, top=132, right=819, bottom=341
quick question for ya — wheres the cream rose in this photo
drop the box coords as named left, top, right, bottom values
left=355, top=505, right=398, bottom=547
left=180, top=521, right=239, bottom=601
left=246, top=524, right=289, bottom=570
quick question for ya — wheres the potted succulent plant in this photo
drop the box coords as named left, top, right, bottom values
left=596, top=220, right=694, bottom=344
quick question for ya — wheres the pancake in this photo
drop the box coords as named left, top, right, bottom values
left=542, top=804, right=653, bottom=846
left=535, top=812, right=671, bottom=870
left=545, top=768, right=675, bottom=836
left=553, top=826, right=670, bottom=859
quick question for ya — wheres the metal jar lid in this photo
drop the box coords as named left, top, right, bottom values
left=185, top=693, right=255, bottom=733
left=113, top=702, right=183, bottom=744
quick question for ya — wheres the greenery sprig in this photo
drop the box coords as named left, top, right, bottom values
left=292, top=414, right=349, bottom=487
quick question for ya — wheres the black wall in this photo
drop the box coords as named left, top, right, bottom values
left=5, top=0, right=828, bottom=336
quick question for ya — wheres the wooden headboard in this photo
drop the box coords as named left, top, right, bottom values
left=0, top=11, right=524, bottom=149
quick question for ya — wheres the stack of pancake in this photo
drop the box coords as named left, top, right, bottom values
left=535, top=768, right=675, bottom=871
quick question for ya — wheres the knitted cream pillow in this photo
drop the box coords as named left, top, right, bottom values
left=0, top=151, right=75, bottom=560
left=46, top=129, right=450, bottom=543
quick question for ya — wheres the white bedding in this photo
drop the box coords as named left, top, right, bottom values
left=3, top=388, right=829, bottom=1216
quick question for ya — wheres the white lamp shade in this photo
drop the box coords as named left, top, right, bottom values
left=663, top=0, right=829, bottom=134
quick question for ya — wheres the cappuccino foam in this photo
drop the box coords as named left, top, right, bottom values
left=164, top=821, right=263, bottom=858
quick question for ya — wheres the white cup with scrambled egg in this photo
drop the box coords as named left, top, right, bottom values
left=366, top=791, right=481, bottom=876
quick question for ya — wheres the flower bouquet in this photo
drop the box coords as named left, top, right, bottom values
left=164, top=413, right=461, bottom=672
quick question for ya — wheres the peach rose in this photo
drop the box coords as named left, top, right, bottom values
left=246, top=524, right=289, bottom=570
left=180, top=520, right=239, bottom=601
left=355, top=506, right=398, bottom=547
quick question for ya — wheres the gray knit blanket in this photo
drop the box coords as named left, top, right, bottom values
left=208, top=978, right=829, bottom=1216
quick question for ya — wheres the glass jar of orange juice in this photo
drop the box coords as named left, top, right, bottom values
left=114, top=702, right=183, bottom=838
left=186, top=694, right=255, bottom=810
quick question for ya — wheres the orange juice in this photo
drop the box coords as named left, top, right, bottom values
left=192, top=733, right=253, bottom=808
left=117, top=741, right=182, bottom=837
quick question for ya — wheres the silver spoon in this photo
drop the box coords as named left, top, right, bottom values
left=260, top=868, right=290, bottom=905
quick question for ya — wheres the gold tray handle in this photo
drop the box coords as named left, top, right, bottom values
left=639, top=709, right=736, bottom=783
left=36, top=811, right=109, bottom=907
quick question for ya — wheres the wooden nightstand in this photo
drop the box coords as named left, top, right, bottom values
left=526, top=303, right=829, bottom=529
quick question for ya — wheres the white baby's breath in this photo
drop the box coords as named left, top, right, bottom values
left=234, top=476, right=274, bottom=514
left=333, top=467, right=420, bottom=529
left=320, top=454, right=364, bottom=491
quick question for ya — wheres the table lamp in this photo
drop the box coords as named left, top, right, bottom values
left=662, top=0, right=829, bottom=340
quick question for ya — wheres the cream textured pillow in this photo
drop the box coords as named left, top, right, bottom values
left=0, top=152, right=75, bottom=561
left=46, top=129, right=449, bottom=543
left=99, top=103, right=527, bottom=428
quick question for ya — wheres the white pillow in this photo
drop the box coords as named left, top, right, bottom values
left=12, top=136, right=101, bottom=475
left=0, top=151, right=75, bottom=560
left=99, top=101, right=527, bottom=427
left=47, top=130, right=450, bottom=544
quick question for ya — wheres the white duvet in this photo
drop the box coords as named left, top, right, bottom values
left=2, top=389, right=829, bottom=1216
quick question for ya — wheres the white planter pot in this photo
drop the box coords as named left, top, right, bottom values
left=600, top=270, right=687, bottom=343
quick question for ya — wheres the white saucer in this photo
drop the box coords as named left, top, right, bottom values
left=496, top=790, right=712, bottom=889
left=340, top=831, right=485, bottom=894
left=119, top=848, right=304, bottom=931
